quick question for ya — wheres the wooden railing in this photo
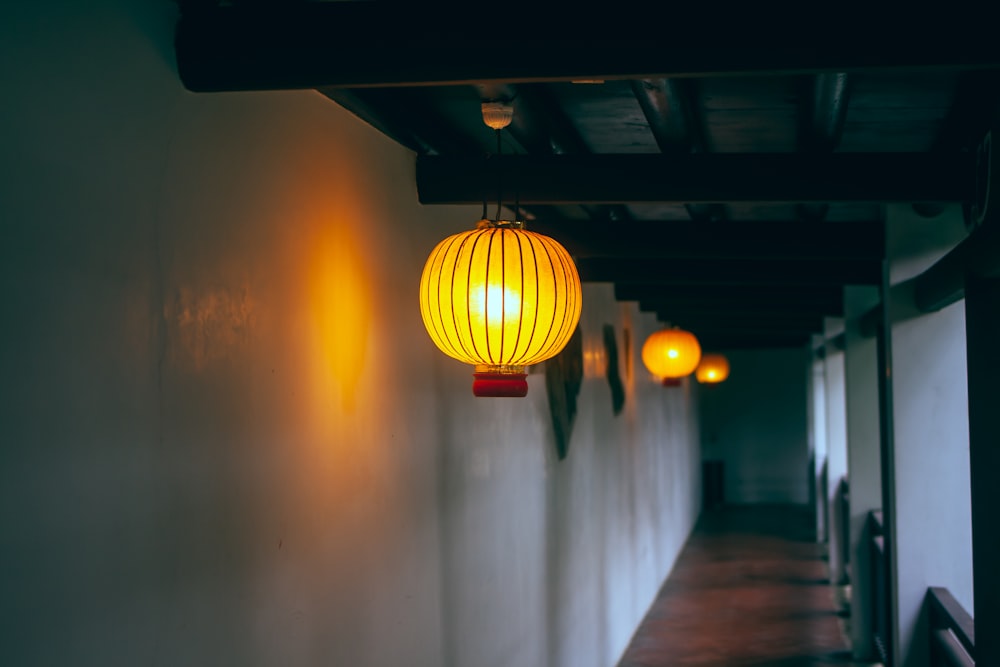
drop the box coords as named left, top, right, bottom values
left=866, top=509, right=976, bottom=667
left=928, top=587, right=975, bottom=667
left=869, top=510, right=890, bottom=664
left=837, top=477, right=850, bottom=583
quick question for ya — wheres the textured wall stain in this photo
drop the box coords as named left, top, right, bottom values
left=164, top=283, right=256, bottom=371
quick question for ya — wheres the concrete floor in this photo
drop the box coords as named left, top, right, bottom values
left=617, top=504, right=873, bottom=666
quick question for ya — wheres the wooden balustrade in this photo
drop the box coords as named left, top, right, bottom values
left=865, top=509, right=976, bottom=666
left=928, top=587, right=975, bottom=667
left=869, top=510, right=890, bottom=664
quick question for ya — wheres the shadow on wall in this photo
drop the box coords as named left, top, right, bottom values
left=603, top=324, right=626, bottom=416
left=545, top=326, right=583, bottom=460
left=544, top=322, right=628, bottom=462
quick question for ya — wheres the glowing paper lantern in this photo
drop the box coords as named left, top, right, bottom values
left=420, top=219, right=582, bottom=397
left=696, top=353, right=730, bottom=384
left=641, top=327, right=702, bottom=384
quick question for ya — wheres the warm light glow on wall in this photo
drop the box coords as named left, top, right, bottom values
left=309, top=222, right=372, bottom=411
left=641, top=327, right=702, bottom=382
left=419, top=219, right=582, bottom=397
left=582, top=334, right=608, bottom=379
left=695, top=353, right=730, bottom=384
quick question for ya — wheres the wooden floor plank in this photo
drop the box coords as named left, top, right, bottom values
left=617, top=505, right=861, bottom=667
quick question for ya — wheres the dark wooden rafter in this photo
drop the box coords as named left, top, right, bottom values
left=621, top=284, right=845, bottom=314
left=797, top=72, right=852, bottom=221
left=693, top=333, right=812, bottom=350
left=657, top=314, right=825, bottom=334
left=617, top=282, right=845, bottom=306
left=631, top=78, right=725, bottom=222
left=801, top=73, right=852, bottom=153
left=175, top=5, right=1000, bottom=92
left=417, top=153, right=973, bottom=204
left=579, top=257, right=880, bottom=285
left=657, top=309, right=825, bottom=327
left=914, top=215, right=1000, bottom=312
left=318, top=87, right=483, bottom=156
left=858, top=192, right=1000, bottom=336
left=631, top=288, right=843, bottom=334
left=932, top=71, right=1000, bottom=154
left=639, top=299, right=842, bottom=318
left=914, top=70, right=1000, bottom=217
left=527, top=219, right=884, bottom=260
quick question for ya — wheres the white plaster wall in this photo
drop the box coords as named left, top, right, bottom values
left=886, top=204, right=973, bottom=667
left=823, top=326, right=848, bottom=497
left=809, top=353, right=829, bottom=539
left=699, top=348, right=810, bottom=505
left=824, top=343, right=848, bottom=582
left=0, top=3, right=701, bottom=666
left=842, top=285, right=883, bottom=658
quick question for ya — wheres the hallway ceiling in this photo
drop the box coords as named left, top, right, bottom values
left=174, top=1, right=1000, bottom=349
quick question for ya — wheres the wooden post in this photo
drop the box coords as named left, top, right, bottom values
left=963, top=273, right=1000, bottom=665
left=875, top=262, right=897, bottom=666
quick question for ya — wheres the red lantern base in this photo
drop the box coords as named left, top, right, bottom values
left=662, top=377, right=682, bottom=387
left=473, top=372, right=529, bottom=397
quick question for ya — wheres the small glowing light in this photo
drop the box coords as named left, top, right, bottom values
left=696, top=354, right=731, bottom=384
left=641, top=327, right=701, bottom=381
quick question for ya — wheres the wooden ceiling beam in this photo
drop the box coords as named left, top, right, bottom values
left=623, top=286, right=845, bottom=316
left=913, top=71, right=1000, bottom=217
left=639, top=300, right=842, bottom=318
left=690, top=333, right=812, bottom=350
left=656, top=317, right=825, bottom=335
left=416, top=153, right=972, bottom=204
left=578, top=257, right=881, bottom=285
left=175, top=5, right=1000, bottom=92
left=615, top=283, right=845, bottom=307
left=932, top=71, right=1000, bottom=154
left=797, top=72, right=853, bottom=221
left=631, top=78, right=725, bottom=223
left=318, top=87, right=483, bottom=156
left=914, top=210, right=1000, bottom=312
left=529, top=219, right=884, bottom=260
left=800, top=73, right=852, bottom=153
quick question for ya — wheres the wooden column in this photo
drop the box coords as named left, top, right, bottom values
left=843, top=286, right=883, bottom=660
left=963, top=273, right=1000, bottom=665
left=875, top=262, right=898, bottom=666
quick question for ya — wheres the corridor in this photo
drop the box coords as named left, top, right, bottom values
left=5, top=3, right=994, bottom=664
left=618, top=505, right=858, bottom=667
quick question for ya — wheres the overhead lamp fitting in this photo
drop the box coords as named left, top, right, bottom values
left=481, top=101, right=514, bottom=130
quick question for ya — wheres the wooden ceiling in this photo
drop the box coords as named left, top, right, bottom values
left=174, top=1, right=1000, bottom=349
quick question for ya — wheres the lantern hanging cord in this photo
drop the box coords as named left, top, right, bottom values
left=495, top=128, right=503, bottom=221
left=481, top=163, right=488, bottom=221
left=479, top=100, right=515, bottom=224
left=513, top=147, right=521, bottom=224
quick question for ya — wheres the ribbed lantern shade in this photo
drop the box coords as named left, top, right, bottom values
left=696, top=353, right=730, bottom=384
left=641, top=327, right=702, bottom=384
left=420, top=220, right=582, bottom=397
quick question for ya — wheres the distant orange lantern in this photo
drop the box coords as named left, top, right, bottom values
left=641, top=327, right=702, bottom=384
left=419, top=219, right=582, bottom=397
left=696, top=353, right=730, bottom=384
